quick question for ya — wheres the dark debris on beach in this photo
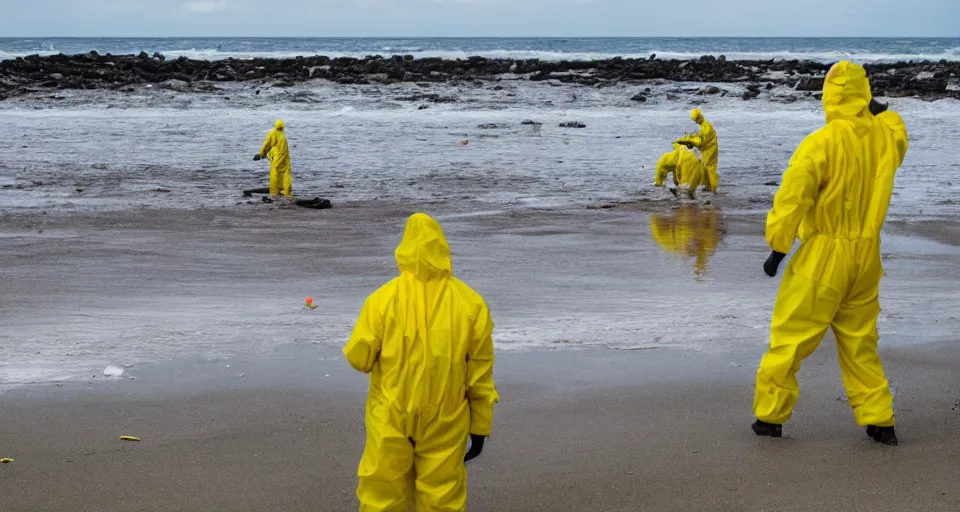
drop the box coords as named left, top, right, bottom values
left=1, top=51, right=958, bottom=101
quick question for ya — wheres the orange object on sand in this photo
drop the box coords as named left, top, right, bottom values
left=304, top=297, right=318, bottom=310
left=459, top=140, right=468, bottom=145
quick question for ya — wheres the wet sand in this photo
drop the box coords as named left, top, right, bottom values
left=2, top=343, right=959, bottom=511
left=2, top=204, right=960, bottom=510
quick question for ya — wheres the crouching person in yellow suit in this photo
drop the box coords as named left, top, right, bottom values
left=654, top=142, right=708, bottom=199
left=345, top=213, right=500, bottom=511
left=752, top=61, right=909, bottom=446
left=253, top=119, right=292, bottom=196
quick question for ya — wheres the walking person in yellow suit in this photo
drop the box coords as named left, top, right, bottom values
left=752, top=61, right=909, bottom=446
left=253, top=119, right=292, bottom=196
left=345, top=213, right=500, bottom=511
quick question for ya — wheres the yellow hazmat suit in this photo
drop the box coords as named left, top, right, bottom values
left=676, top=108, right=719, bottom=192
left=654, top=143, right=707, bottom=198
left=649, top=205, right=721, bottom=280
left=345, top=213, right=499, bottom=512
left=754, top=61, right=909, bottom=428
left=258, top=119, right=292, bottom=196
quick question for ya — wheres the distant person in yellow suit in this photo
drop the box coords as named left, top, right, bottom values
left=676, top=108, right=719, bottom=192
left=654, top=142, right=707, bottom=199
left=344, top=213, right=500, bottom=511
left=752, top=61, right=909, bottom=446
left=649, top=205, right=722, bottom=281
left=253, top=119, right=292, bottom=196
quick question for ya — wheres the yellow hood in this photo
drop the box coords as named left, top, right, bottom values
left=275, top=119, right=285, bottom=131
left=395, top=213, right=452, bottom=280
left=691, top=108, right=704, bottom=124
left=822, top=61, right=872, bottom=123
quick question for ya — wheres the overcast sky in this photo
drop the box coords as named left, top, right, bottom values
left=1, top=0, right=958, bottom=38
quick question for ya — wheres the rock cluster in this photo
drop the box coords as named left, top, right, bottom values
left=1, top=51, right=957, bottom=101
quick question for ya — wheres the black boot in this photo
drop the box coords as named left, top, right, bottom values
left=866, top=425, right=898, bottom=446
left=752, top=420, right=783, bottom=438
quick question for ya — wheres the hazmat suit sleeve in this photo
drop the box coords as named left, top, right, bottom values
left=344, top=293, right=385, bottom=374
left=654, top=151, right=675, bottom=187
left=675, top=133, right=703, bottom=149
left=259, top=130, right=275, bottom=159
left=765, top=131, right=830, bottom=254
left=877, top=111, right=909, bottom=167
left=466, top=299, right=499, bottom=437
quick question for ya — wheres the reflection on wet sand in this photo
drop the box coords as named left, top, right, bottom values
left=650, top=205, right=724, bottom=280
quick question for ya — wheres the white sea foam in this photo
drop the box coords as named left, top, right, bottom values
left=3, top=47, right=960, bottom=63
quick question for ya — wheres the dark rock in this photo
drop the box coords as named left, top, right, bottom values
left=794, top=77, right=824, bottom=91
left=138, top=51, right=149, bottom=59
left=1, top=53, right=957, bottom=102
left=160, top=79, right=189, bottom=92
left=559, top=121, right=586, bottom=128
left=477, top=123, right=502, bottom=129
left=701, top=86, right=721, bottom=95
left=396, top=93, right=456, bottom=103
left=764, top=181, right=779, bottom=186
left=630, top=92, right=648, bottom=102
left=521, top=119, right=542, bottom=125
left=418, top=104, right=429, bottom=110
left=742, top=90, right=760, bottom=100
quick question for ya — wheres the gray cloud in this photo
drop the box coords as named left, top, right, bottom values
left=0, top=0, right=957, bottom=36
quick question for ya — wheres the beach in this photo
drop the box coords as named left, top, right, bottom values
left=2, top=205, right=960, bottom=511
left=2, top=37, right=960, bottom=510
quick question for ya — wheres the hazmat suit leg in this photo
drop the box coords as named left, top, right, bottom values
left=412, top=402, right=470, bottom=511
left=358, top=399, right=415, bottom=512
left=281, top=170, right=292, bottom=195
left=754, top=260, right=842, bottom=424
left=358, top=398, right=471, bottom=512
left=832, top=273, right=895, bottom=427
left=269, top=166, right=292, bottom=196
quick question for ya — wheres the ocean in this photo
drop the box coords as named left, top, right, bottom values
left=2, top=36, right=960, bottom=63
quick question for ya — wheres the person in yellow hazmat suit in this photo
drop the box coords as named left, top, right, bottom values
left=675, top=108, right=719, bottom=192
left=253, top=119, right=292, bottom=196
left=344, top=213, right=499, bottom=511
left=649, top=205, right=722, bottom=281
left=654, top=142, right=707, bottom=199
left=752, top=61, right=909, bottom=446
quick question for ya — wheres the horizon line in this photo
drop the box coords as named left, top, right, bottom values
left=2, top=35, right=958, bottom=40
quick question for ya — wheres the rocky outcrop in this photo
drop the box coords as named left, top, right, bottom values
left=1, top=51, right=958, bottom=101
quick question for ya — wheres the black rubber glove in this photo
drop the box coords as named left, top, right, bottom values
left=253, top=154, right=261, bottom=161
left=869, top=98, right=888, bottom=116
left=463, top=434, right=485, bottom=462
left=763, top=251, right=787, bottom=277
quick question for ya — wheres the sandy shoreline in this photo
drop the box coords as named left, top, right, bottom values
left=2, top=203, right=959, bottom=383
left=2, top=204, right=959, bottom=510
left=2, top=342, right=959, bottom=511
